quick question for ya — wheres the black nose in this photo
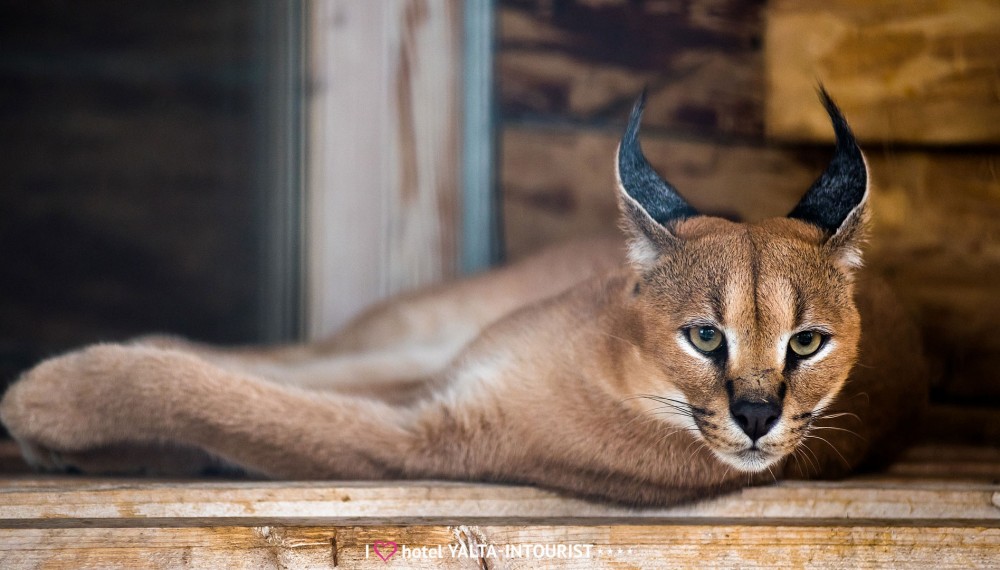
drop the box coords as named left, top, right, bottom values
left=730, top=400, right=782, bottom=442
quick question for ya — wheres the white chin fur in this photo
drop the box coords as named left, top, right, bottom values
left=712, top=447, right=784, bottom=473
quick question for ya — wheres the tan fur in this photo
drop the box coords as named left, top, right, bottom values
left=0, top=151, right=928, bottom=508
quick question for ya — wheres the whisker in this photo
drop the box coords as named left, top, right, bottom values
left=802, top=434, right=851, bottom=468
left=850, top=392, right=870, bottom=405
left=624, top=394, right=690, bottom=408
left=683, top=433, right=709, bottom=459
left=809, top=425, right=867, bottom=441
left=815, top=411, right=862, bottom=424
left=626, top=395, right=714, bottom=420
left=685, top=440, right=710, bottom=467
left=598, top=331, right=635, bottom=346
left=647, top=400, right=696, bottom=411
left=790, top=446, right=817, bottom=476
left=653, top=427, right=701, bottom=447
left=793, top=439, right=822, bottom=475
left=648, top=409, right=696, bottom=423
left=803, top=443, right=823, bottom=472
left=631, top=394, right=712, bottom=416
left=618, top=395, right=697, bottom=430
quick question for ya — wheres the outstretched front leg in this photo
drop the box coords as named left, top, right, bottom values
left=0, top=344, right=444, bottom=479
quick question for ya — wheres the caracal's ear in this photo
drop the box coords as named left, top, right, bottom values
left=616, top=91, right=699, bottom=269
left=788, top=88, right=870, bottom=273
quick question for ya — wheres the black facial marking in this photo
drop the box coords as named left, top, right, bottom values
left=709, top=289, right=725, bottom=325
left=787, top=87, right=867, bottom=235
left=792, top=282, right=807, bottom=328
left=747, top=228, right=761, bottom=323
left=690, top=405, right=713, bottom=417
left=618, top=90, right=699, bottom=227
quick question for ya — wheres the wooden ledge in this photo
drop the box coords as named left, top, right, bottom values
left=0, top=444, right=998, bottom=567
left=0, top=477, right=998, bottom=527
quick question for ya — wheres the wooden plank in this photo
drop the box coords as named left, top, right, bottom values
left=881, top=442, right=1000, bottom=480
left=3, top=439, right=995, bottom=489
left=765, top=0, right=1000, bottom=144
left=0, top=465, right=997, bottom=523
left=499, top=0, right=765, bottom=137
left=305, top=0, right=462, bottom=338
left=1, top=524, right=998, bottom=569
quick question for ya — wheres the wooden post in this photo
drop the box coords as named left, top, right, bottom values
left=305, top=0, right=462, bottom=339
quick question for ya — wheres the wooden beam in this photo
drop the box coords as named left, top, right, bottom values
left=305, top=0, right=462, bottom=339
left=0, top=443, right=996, bottom=523
left=0, top=477, right=997, bottom=524
left=766, top=0, right=1000, bottom=144
left=1, top=523, right=998, bottom=568
left=499, top=0, right=765, bottom=137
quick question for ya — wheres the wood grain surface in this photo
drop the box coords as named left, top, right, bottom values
left=306, top=0, right=462, bottom=338
left=766, top=0, right=1000, bottom=144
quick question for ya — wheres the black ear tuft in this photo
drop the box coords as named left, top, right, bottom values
left=617, top=90, right=699, bottom=227
left=787, top=87, right=868, bottom=234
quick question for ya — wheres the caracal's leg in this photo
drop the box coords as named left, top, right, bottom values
left=137, top=237, right=626, bottom=392
left=0, top=344, right=452, bottom=477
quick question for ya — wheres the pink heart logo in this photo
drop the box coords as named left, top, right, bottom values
left=373, top=540, right=398, bottom=562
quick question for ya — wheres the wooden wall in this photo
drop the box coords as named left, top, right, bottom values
left=497, top=0, right=1000, bottom=405
left=766, top=0, right=1000, bottom=144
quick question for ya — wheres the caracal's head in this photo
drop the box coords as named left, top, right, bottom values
left=617, top=90, right=869, bottom=473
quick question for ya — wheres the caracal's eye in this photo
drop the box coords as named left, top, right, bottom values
left=688, top=326, right=724, bottom=353
left=789, top=331, right=823, bottom=357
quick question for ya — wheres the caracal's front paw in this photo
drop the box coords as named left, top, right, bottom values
left=0, top=344, right=142, bottom=459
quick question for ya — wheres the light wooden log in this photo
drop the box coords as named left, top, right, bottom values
left=306, top=0, right=461, bottom=339
left=1, top=523, right=998, bottom=569
left=0, top=442, right=996, bottom=523
left=0, top=477, right=996, bottom=524
left=765, top=0, right=1000, bottom=144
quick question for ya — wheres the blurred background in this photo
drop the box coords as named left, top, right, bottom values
left=1, top=0, right=998, bottom=418
left=0, top=0, right=300, bottom=383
